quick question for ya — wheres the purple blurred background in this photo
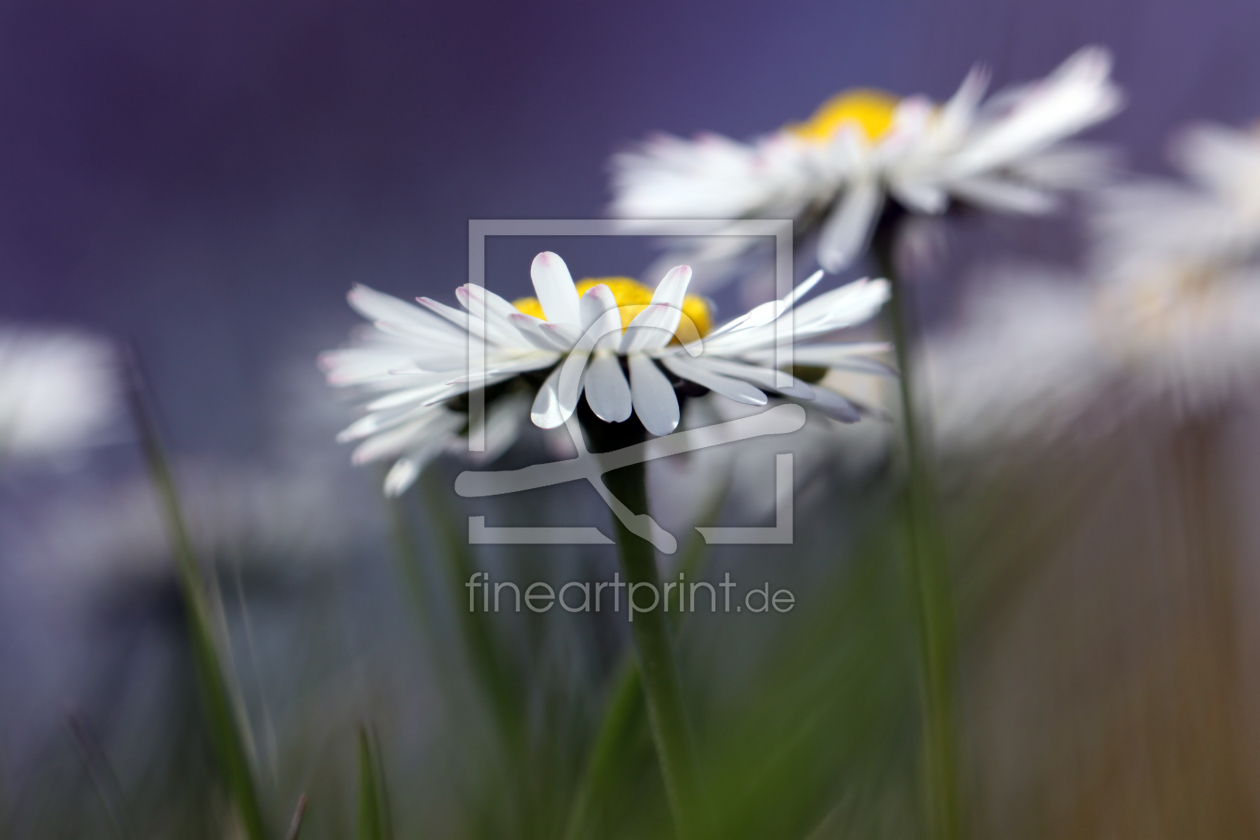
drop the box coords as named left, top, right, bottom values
left=2, top=0, right=1257, bottom=455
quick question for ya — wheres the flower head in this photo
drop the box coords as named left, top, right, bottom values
left=320, top=252, right=890, bottom=495
left=1094, top=121, right=1260, bottom=278
left=611, top=47, right=1120, bottom=280
left=1085, top=119, right=1260, bottom=417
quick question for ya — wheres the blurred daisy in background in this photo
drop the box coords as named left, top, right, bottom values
left=0, top=326, right=121, bottom=464
left=610, top=46, right=1120, bottom=285
left=1090, top=120, right=1260, bottom=417
left=1093, top=121, right=1260, bottom=275
left=321, top=251, right=891, bottom=495
left=919, top=269, right=1116, bottom=460
left=922, top=119, right=1260, bottom=463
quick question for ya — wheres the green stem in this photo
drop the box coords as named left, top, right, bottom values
left=125, top=356, right=270, bottom=840
left=873, top=228, right=963, bottom=840
left=602, top=460, right=704, bottom=840
left=563, top=475, right=727, bottom=839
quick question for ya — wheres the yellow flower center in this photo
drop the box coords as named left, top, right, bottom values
left=788, top=89, right=900, bottom=143
left=513, top=277, right=713, bottom=343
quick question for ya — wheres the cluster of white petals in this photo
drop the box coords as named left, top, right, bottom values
left=321, top=252, right=890, bottom=495
left=611, top=47, right=1120, bottom=277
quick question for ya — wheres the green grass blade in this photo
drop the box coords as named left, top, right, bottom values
left=64, top=713, right=139, bottom=840
left=125, top=354, right=270, bottom=840
left=357, top=726, right=393, bottom=840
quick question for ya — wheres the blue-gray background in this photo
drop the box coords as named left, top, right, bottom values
left=2, top=0, right=1254, bottom=454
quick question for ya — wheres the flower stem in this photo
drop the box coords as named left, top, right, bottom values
left=602, top=459, right=705, bottom=839
left=873, top=227, right=964, bottom=840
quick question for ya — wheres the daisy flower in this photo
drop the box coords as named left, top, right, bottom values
left=1092, top=257, right=1260, bottom=418
left=1087, top=121, right=1260, bottom=417
left=919, top=270, right=1116, bottom=457
left=320, top=251, right=891, bottom=495
left=610, top=47, right=1120, bottom=278
left=1093, top=120, right=1260, bottom=277
left=0, top=326, right=120, bottom=462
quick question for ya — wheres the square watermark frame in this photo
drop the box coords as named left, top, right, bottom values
left=459, top=218, right=798, bottom=551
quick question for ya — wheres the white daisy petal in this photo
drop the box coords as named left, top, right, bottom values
left=531, top=251, right=582, bottom=326
left=579, top=284, right=625, bottom=352
left=442, top=353, right=560, bottom=384
left=348, top=285, right=465, bottom=340
left=687, top=356, right=816, bottom=400
left=948, top=177, right=1058, bottom=214
left=621, top=303, right=683, bottom=354
left=509, top=313, right=575, bottom=352
left=817, top=178, right=885, bottom=273
left=352, top=410, right=463, bottom=465
left=473, top=393, right=530, bottom=463
left=530, top=363, right=569, bottom=429
left=557, top=349, right=591, bottom=419
left=660, top=355, right=768, bottom=406
left=650, top=264, right=693, bottom=310
left=807, top=387, right=864, bottom=423
left=629, top=354, right=680, bottom=435
left=384, top=438, right=452, bottom=497
left=337, top=402, right=442, bottom=443
left=937, top=65, right=990, bottom=141
left=584, top=353, right=633, bottom=422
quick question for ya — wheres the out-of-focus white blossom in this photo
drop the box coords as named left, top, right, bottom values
left=611, top=47, right=1120, bottom=286
left=0, top=326, right=120, bottom=462
left=1088, top=120, right=1260, bottom=416
left=1092, top=121, right=1260, bottom=275
left=921, top=271, right=1116, bottom=456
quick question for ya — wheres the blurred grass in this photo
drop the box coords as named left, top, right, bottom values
left=357, top=726, right=393, bottom=840
left=126, top=356, right=271, bottom=840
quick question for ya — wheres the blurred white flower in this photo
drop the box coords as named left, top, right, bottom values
left=925, top=262, right=1260, bottom=459
left=921, top=270, right=1115, bottom=456
left=611, top=47, right=1120, bottom=281
left=1093, top=261, right=1260, bottom=418
left=320, top=252, right=890, bottom=495
left=1092, top=121, right=1260, bottom=275
left=0, top=326, right=120, bottom=462
left=1087, top=120, right=1260, bottom=416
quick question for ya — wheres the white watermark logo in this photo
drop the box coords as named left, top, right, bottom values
left=465, top=571, right=795, bottom=620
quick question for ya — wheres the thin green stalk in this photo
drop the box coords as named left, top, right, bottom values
left=602, top=460, right=704, bottom=840
left=563, top=479, right=727, bottom=839
left=125, top=356, right=270, bottom=840
left=873, top=228, right=963, bottom=840
left=356, top=725, right=394, bottom=840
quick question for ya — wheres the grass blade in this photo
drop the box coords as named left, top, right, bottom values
left=125, top=350, right=270, bottom=840
left=357, top=725, right=393, bottom=840
left=64, top=712, right=139, bottom=840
